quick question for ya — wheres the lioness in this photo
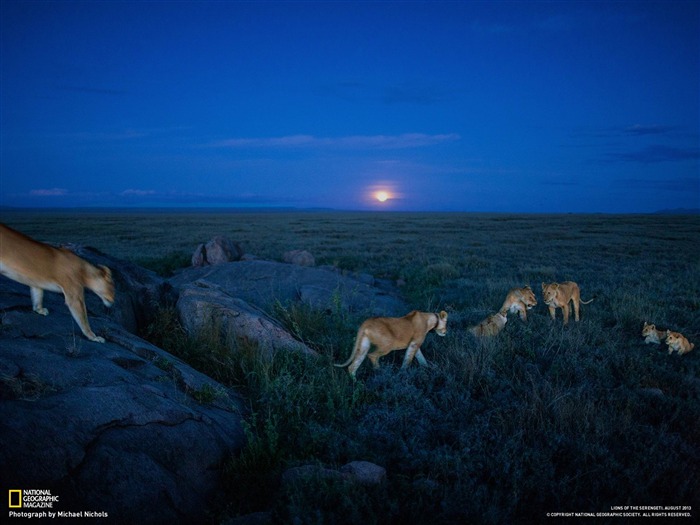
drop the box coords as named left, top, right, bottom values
left=0, top=223, right=115, bottom=342
left=666, top=331, right=695, bottom=355
left=469, top=311, right=507, bottom=337
left=541, top=281, right=593, bottom=324
left=335, top=310, right=448, bottom=378
left=642, top=322, right=666, bottom=344
left=499, top=285, right=537, bottom=322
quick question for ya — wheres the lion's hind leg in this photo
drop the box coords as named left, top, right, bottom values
left=348, top=334, right=372, bottom=377
left=367, top=343, right=394, bottom=370
left=30, top=287, right=49, bottom=315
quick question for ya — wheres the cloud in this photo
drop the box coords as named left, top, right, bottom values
left=614, top=176, right=699, bottom=193
left=608, top=145, right=700, bottom=164
left=120, top=189, right=157, bottom=196
left=214, top=133, right=460, bottom=150
left=29, top=188, right=68, bottom=196
left=623, top=124, right=676, bottom=136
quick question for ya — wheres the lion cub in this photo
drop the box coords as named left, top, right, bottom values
left=469, top=311, right=508, bottom=337
left=666, top=331, right=695, bottom=355
left=335, top=310, right=448, bottom=378
left=0, top=223, right=115, bottom=342
left=642, top=322, right=667, bottom=344
left=541, top=281, right=593, bottom=324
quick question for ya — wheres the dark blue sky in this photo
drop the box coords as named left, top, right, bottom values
left=1, top=0, right=698, bottom=212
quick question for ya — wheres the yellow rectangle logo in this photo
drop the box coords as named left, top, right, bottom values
left=9, top=490, right=22, bottom=508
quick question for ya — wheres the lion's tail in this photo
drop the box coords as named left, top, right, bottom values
left=335, top=325, right=366, bottom=368
left=580, top=297, right=595, bottom=305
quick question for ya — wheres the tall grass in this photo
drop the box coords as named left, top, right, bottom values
left=2, top=211, right=698, bottom=523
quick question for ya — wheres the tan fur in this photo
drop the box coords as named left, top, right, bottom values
left=469, top=311, right=507, bottom=337
left=0, top=223, right=115, bottom=342
left=642, top=322, right=666, bottom=344
left=541, top=281, right=593, bottom=324
left=665, top=330, right=695, bottom=355
left=499, top=285, right=537, bottom=321
left=335, top=310, right=448, bottom=377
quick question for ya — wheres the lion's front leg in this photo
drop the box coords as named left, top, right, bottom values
left=548, top=305, right=556, bottom=321
left=562, top=304, right=570, bottom=324
left=64, top=292, right=105, bottom=343
left=402, top=341, right=420, bottom=369
left=517, top=304, right=528, bottom=322
left=414, top=349, right=428, bottom=367
left=30, top=287, right=49, bottom=315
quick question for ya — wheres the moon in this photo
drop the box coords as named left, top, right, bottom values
left=375, top=191, right=390, bottom=203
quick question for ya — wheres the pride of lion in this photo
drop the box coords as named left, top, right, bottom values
left=0, top=223, right=115, bottom=343
left=0, top=223, right=693, bottom=371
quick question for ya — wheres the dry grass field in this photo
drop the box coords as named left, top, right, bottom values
left=1, top=209, right=699, bottom=524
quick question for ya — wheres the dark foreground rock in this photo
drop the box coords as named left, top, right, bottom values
left=0, top=276, right=245, bottom=524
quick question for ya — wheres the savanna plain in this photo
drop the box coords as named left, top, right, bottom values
left=2, top=210, right=699, bottom=524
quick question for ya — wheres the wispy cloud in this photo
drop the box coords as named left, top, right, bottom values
left=29, top=188, right=68, bottom=196
left=608, top=145, right=700, bottom=164
left=120, top=189, right=156, bottom=196
left=623, top=124, right=677, bottom=136
left=614, top=176, right=699, bottom=193
left=213, top=133, right=460, bottom=150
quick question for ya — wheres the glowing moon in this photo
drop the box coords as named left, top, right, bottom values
left=375, top=191, right=390, bottom=202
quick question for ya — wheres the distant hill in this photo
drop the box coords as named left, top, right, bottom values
left=653, top=207, right=700, bottom=215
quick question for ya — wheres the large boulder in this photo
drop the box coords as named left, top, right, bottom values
left=192, top=236, right=244, bottom=267
left=176, top=281, right=316, bottom=357
left=0, top=276, right=245, bottom=524
left=282, top=249, right=315, bottom=267
left=169, top=260, right=406, bottom=317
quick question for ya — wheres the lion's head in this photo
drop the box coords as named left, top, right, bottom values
left=541, top=282, right=559, bottom=305
left=435, top=310, right=448, bottom=337
left=520, top=286, right=537, bottom=309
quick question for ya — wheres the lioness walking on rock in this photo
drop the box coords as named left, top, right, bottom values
left=0, top=223, right=115, bottom=342
left=336, top=310, right=448, bottom=378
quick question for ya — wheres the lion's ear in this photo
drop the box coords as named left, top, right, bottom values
left=541, top=282, right=546, bottom=290
left=99, top=265, right=112, bottom=278
left=439, top=310, right=448, bottom=319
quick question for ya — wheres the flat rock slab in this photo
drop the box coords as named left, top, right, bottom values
left=0, top=277, right=245, bottom=524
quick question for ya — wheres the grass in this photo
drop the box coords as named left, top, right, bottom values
left=1, top=210, right=699, bottom=523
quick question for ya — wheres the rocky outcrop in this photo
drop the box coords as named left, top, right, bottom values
left=176, top=281, right=316, bottom=357
left=0, top=272, right=245, bottom=524
left=192, top=236, right=244, bottom=267
left=169, top=260, right=406, bottom=317
left=282, top=249, right=315, bottom=267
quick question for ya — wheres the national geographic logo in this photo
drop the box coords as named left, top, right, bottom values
left=8, top=489, right=59, bottom=508
left=8, top=490, right=22, bottom=508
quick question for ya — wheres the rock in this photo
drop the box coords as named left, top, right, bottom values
left=192, top=236, right=244, bottom=267
left=340, top=461, right=387, bottom=484
left=0, top=275, right=245, bottom=525
left=169, top=260, right=406, bottom=317
left=283, top=249, right=315, bottom=267
left=281, top=464, right=346, bottom=484
left=176, top=282, right=316, bottom=357
left=281, top=461, right=386, bottom=486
